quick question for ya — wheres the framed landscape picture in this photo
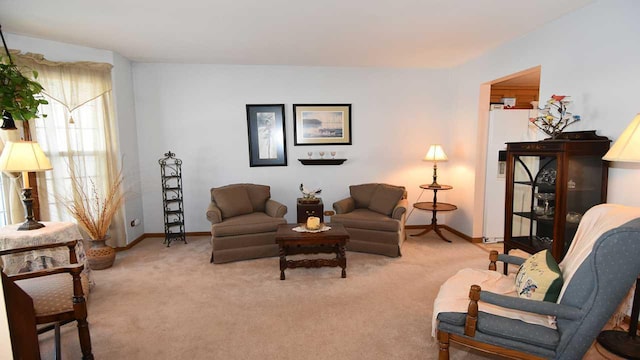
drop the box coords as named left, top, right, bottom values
left=293, top=104, right=352, bottom=145
left=246, top=104, right=287, bottom=167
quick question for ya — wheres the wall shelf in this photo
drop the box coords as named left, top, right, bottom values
left=298, top=159, right=347, bottom=165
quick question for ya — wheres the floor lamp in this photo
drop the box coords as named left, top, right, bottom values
left=599, top=113, right=640, bottom=358
left=0, top=140, right=52, bottom=230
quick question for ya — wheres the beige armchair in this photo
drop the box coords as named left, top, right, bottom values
left=206, top=183, right=287, bottom=263
left=331, top=183, right=407, bottom=257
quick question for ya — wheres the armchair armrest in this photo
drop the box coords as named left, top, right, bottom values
left=265, top=199, right=287, bottom=218
left=488, top=250, right=526, bottom=271
left=463, top=284, right=581, bottom=337
left=391, top=198, right=408, bottom=220
left=479, top=290, right=582, bottom=320
left=206, top=202, right=222, bottom=224
left=333, top=197, right=355, bottom=214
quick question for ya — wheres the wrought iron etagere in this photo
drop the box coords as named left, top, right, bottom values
left=159, top=151, right=186, bottom=246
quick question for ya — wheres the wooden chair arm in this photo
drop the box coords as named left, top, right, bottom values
left=488, top=250, right=499, bottom=271
left=7, top=263, right=84, bottom=282
left=0, top=239, right=79, bottom=264
left=464, top=285, right=481, bottom=337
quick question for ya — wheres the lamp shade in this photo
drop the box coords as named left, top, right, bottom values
left=424, top=144, right=448, bottom=162
left=0, top=141, right=53, bottom=172
left=603, top=114, right=640, bottom=162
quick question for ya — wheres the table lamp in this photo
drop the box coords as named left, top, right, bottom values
left=0, top=140, right=52, bottom=230
left=598, top=113, right=640, bottom=358
left=424, top=144, right=448, bottom=188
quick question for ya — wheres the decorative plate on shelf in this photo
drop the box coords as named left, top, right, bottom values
left=292, top=224, right=332, bottom=233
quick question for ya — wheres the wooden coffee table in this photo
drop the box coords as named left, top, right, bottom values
left=275, top=223, right=350, bottom=280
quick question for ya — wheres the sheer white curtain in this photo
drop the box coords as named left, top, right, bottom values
left=11, top=52, right=126, bottom=247
left=0, top=128, right=26, bottom=225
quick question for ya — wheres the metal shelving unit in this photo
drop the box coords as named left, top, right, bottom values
left=159, top=151, right=186, bottom=247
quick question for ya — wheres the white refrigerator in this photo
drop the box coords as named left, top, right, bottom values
left=483, top=109, right=538, bottom=243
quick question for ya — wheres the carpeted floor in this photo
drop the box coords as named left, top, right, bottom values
left=38, top=231, right=620, bottom=359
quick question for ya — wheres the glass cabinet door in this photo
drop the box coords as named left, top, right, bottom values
left=563, top=156, right=604, bottom=253
left=511, top=155, right=557, bottom=252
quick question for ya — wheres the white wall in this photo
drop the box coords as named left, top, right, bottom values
left=132, top=64, right=454, bottom=232
left=5, top=33, right=145, bottom=245
left=448, top=0, right=640, bottom=237
left=112, top=53, right=145, bottom=242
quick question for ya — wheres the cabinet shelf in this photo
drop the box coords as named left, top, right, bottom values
left=298, top=159, right=347, bottom=165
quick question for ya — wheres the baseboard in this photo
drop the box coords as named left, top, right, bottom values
left=405, top=224, right=482, bottom=243
left=115, top=231, right=210, bottom=251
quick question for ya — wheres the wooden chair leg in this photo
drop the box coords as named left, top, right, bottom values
left=210, top=252, right=214, bottom=263
left=54, top=323, right=61, bottom=360
left=76, top=317, right=93, bottom=360
left=437, top=330, right=450, bottom=360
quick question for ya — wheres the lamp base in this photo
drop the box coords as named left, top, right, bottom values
left=17, top=219, right=45, bottom=231
left=17, top=187, right=45, bottom=231
left=597, top=330, right=640, bottom=360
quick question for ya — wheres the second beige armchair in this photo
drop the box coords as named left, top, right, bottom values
left=331, top=183, right=407, bottom=257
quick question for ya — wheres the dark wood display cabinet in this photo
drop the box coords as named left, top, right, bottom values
left=503, top=132, right=610, bottom=264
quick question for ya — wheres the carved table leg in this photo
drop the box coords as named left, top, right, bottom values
left=338, top=243, right=347, bottom=278
left=279, top=245, right=286, bottom=280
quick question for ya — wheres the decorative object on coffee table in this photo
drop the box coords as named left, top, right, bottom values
left=528, top=94, right=581, bottom=139
left=62, top=164, right=124, bottom=270
left=0, top=140, right=52, bottom=230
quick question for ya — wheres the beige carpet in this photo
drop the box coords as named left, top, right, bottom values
left=38, top=232, right=618, bottom=359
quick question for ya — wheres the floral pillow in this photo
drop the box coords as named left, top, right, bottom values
left=515, top=250, right=563, bottom=302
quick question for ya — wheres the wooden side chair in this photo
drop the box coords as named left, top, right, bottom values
left=1, top=240, right=93, bottom=359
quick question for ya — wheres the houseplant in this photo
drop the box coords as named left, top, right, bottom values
left=0, top=25, right=48, bottom=126
left=62, top=166, right=125, bottom=270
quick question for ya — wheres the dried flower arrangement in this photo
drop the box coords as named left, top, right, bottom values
left=529, top=94, right=581, bottom=139
left=62, top=166, right=124, bottom=241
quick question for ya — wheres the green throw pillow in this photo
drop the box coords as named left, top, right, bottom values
left=515, top=250, right=563, bottom=302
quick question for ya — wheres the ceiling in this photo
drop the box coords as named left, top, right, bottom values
left=0, top=0, right=594, bottom=68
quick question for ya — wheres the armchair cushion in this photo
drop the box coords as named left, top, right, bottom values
left=212, top=186, right=253, bottom=219
left=331, top=209, right=402, bottom=232
left=211, top=212, right=285, bottom=237
left=368, top=184, right=405, bottom=216
left=349, top=184, right=378, bottom=208
left=515, top=250, right=563, bottom=302
left=247, top=184, right=271, bottom=213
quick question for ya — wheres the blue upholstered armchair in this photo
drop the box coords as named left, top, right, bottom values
left=434, top=204, right=640, bottom=360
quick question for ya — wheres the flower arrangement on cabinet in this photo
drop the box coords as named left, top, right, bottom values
left=529, top=95, right=581, bottom=139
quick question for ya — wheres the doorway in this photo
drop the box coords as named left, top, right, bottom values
left=473, top=66, right=541, bottom=242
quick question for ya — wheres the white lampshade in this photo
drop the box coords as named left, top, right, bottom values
left=424, top=144, right=448, bottom=162
left=0, top=141, right=53, bottom=172
left=603, top=114, right=640, bottom=162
